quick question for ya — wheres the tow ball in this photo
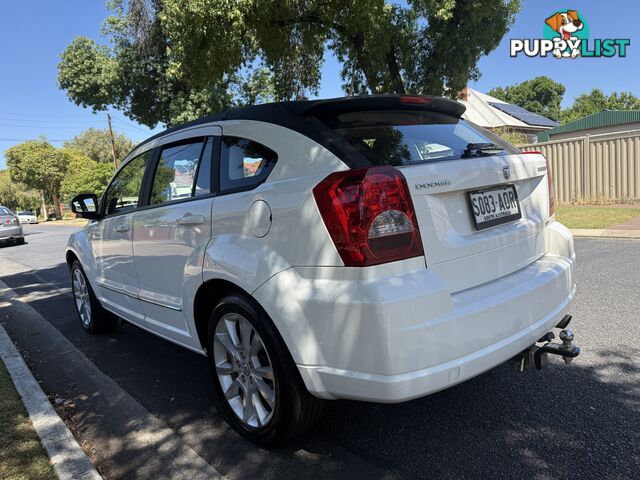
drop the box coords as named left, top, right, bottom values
left=515, top=315, right=580, bottom=371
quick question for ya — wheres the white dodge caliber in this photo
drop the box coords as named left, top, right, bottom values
left=67, top=95, right=578, bottom=445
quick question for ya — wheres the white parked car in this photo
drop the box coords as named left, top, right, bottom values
left=67, top=95, right=577, bottom=445
left=0, top=206, right=25, bottom=245
left=17, top=210, right=38, bottom=224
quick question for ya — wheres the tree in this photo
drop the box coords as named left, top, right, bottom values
left=64, top=128, right=135, bottom=165
left=60, top=149, right=114, bottom=201
left=59, top=0, right=521, bottom=128
left=4, top=140, right=69, bottom=220
left=0, top=170, right=40, bottom=212
left=561, top=89, right=640, bottom=124
left=489, top=76, right=566, bottom=121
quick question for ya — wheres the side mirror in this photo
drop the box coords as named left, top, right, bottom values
left=70, top=193, right=101, bottom=220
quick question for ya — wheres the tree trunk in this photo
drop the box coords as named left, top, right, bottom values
left=40, top=191, right=49, bottom=221
left=52, top=193, right=62, bottom=220
left=386, top=44, right=406, bottom=94
left=353, top=33, right=379, bottom=94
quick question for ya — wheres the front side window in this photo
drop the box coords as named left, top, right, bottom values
left=104, top=151, right=151, bottom=216
left=149, top=140, right=206, bottom=205
left=318, top=110, right=519, bottom=166
left=220, top=136, right=277, bottom=191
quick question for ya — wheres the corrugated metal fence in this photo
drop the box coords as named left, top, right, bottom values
left=520, top=130, right=640, bottom=202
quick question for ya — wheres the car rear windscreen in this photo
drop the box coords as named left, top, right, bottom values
left=318, top=110, right=519, bottom=167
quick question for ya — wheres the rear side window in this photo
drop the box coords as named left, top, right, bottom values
left=149, top=139, right=206, bottom=205
left=220, top=137, right=277, bottom=192
left=318, top=110, right=519, bottom=166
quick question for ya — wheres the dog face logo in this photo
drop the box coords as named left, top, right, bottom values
left=545, top=10, right=585, bottom=58
left=503, top=166, right=511, bottom=181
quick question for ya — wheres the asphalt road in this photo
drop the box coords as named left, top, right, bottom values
left=1, top=224, right=639, bottom=479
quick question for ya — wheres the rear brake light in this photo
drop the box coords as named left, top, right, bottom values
left=399, top=96, right=432, bottom=105
left=522, top=151, right=554, bottom=216
left=313, top=166, right=424, bottom=267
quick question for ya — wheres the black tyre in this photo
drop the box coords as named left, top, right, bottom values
left=70, top=260, right=117, bottom=333
left=207, top=293, right=324, bottom=445
left=15, top=237, right=25, bottom=245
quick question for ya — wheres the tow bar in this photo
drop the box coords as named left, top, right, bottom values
left=514, top=315, right=580, bottom=371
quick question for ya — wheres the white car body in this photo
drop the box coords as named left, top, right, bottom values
left=67, top=96, right=575, bottom=407
left=17, top=211, right=38, bottom=224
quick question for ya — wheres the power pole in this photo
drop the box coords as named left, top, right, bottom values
left=107, top=113, right=118, bottom=170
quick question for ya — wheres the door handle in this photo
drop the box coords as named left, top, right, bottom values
left=115, top=224, right=130, bottom=233
left=177, top=215, right=205, bottom=227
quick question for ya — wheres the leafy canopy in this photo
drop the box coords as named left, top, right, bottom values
left=58, top=0, right=521, bottom=128
left=489, top=76, right=566, bottom=122
left=560, top=89, right=640, bottom=124
left=0, top=170, right=40, bottom=212
left=489, top=78, right=640, bottom=125
left=64, top=128, right=135, bottom=164
left=60, top=149, right=114, bottom=200
left=5, top=140, right=68, bottom=200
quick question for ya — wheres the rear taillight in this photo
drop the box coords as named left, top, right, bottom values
left=522, top=151, right=555, bottom=217
left=313, top=166, right=424, bottom=267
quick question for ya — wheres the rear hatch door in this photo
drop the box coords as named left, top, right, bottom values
left=318, top=106, right=551, bottom=293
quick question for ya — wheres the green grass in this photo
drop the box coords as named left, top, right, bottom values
left=556, top=206, right=640, bottom=229
left=0, top=360, right=57, bottom=480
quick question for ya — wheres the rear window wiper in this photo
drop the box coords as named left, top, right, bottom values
left=462, top=143, right=504, bottom=158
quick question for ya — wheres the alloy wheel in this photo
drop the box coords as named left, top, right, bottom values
left=213, top=313, right=276, bottom=428
left=72, top=268, right=92, bottom=327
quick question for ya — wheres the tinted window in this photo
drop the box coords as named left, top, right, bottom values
left=220, top=137, right=277, bottom=191
left=18, top=211, right=32, bottom=215
left=150, top=140, right=205, bottom=205
left=0, top=207, right=11, bottom=215
left=104, top=151, right=151, bottom=216
left=319, top=110, right=519, bottom=166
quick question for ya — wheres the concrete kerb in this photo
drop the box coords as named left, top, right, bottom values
left=0, top=323, right=102, bottom=480
left=570, top=229, right=640, bottom=239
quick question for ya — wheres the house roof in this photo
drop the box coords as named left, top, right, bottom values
left=537, top=110, right=640, bottom=141
left=459, top=88, right=558, bottom=131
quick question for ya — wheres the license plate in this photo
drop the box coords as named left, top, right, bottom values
left=467, top=185, right=521, bottom=230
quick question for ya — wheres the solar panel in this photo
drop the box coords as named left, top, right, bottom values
left=488, top=102, right=559, bottom=128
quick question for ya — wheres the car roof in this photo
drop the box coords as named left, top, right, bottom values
left=133, top=94, right=466, bottom=155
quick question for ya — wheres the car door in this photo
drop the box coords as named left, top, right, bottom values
left=90, top=150, right=152, bottom=327
left=132, top=133, right=218, bottom=348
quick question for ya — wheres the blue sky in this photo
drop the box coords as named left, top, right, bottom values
left=1, top=0, right=638, bottom=169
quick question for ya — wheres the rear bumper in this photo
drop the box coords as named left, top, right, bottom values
left=0, top=226, right=23, bottom=240
left=253, top=222, right=576, bottom=402
left=298, top=279, right=574, bottom=402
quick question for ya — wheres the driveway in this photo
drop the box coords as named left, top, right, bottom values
left=1, top=225, right=639, bottom=479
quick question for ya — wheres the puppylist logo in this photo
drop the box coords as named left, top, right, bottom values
left=511, top=10, right=630, bottom=59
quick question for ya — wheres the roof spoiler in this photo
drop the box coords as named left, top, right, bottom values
left=294, top=94, right=466, bottom=118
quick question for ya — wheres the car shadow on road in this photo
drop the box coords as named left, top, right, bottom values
left=0, top=241, right=27, bottom=248
left=1, top=264, right=638, bottom=479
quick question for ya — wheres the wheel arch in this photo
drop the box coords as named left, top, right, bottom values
left=193, top=278, right=254, bottom=351
left=65, top=249, right=79, bottom=267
